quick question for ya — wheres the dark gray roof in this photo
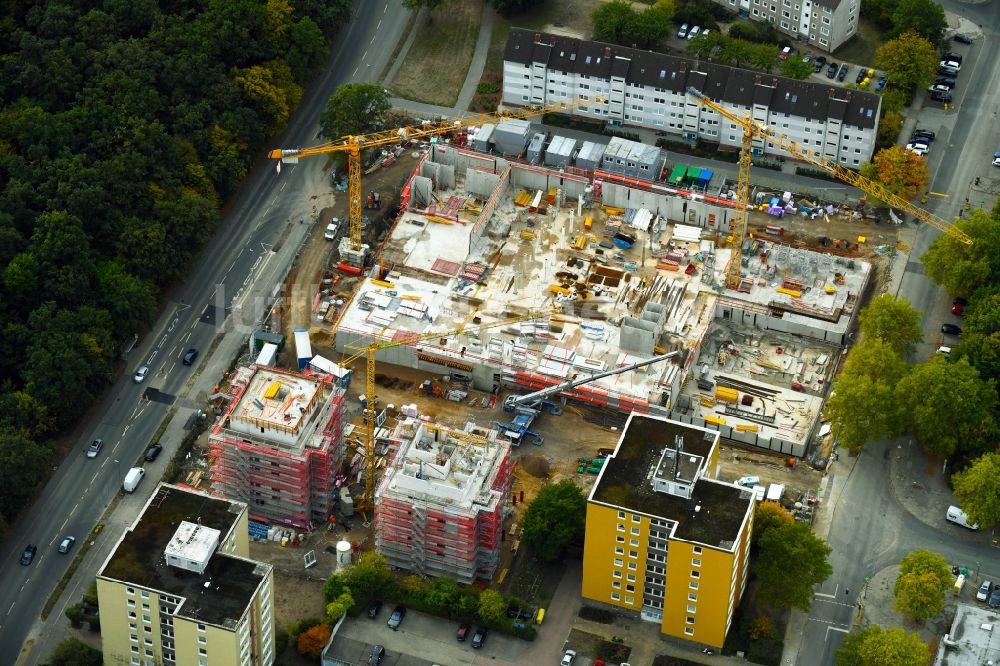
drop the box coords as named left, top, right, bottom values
left=505, top=29, right=881, bottom=129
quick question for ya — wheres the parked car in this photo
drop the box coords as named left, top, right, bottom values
left=826, top=62, right=838, bottom=78
left=387, top=605, right=406, bottom=630
left=182, top=348, right=198, bottom=365
left=938, top=65, right=960, bottom=77
left=929, top=90, right=952, bottom=103
left=507, top=606, right=534, bottom=621
left=802, top=54, right=814, bottom=66
left=687, top=26, right=700, bottom=39
left=953, top=297, right=968, bottom=306
left=905, top=143, right=929, bottom=157
left=934, top=78, right=956, bottom=89
left=993, top=150, right=1000, bottom=167
left=939, top=59, right=961, bottom=71
left=134, top=366, right=149, bottom=383
left=738, top=475, right=761, bottom=487
left=86, top=438, right=103, bottom=458
left=324, top=221, right=340, bottom=240
left=779, top=46, right=792, bottom=60
left=953, top=33, right=973, bottom=44
left=990, top=586, right=1000, bottom=609
left=701, top=28, right=711, bottom=37
left=977, top=580, right=994, bottom=602
left=951, top=303, right=964, bottom=316
left=457, top=623, right=471, bottom=641
left=837, top=64, right=849, bottom=82
left=58, top=536, right=76, bottom=554
left=855, top=68, right=867, bottom=84
left=471, top=627, right=488, bottom=649
left=20, top=544, right=38, bottom=565
left=677, top=23, right=689, bottom=38
left=928, top=84, right=952, bottom=94
left=368, top=645, right=385, bottom=666
left=910, top=134, right=934, bottom=145
left=875, top=76, right=888, bottom=91
left=144, top=444, right=163, bottom=462
left=912, top=128, right=936, bottom=140
left=813, top=56, right=827, bottom=73
left=561, top=650, right=578, bottom=666
left=367, top=599, right=383, bottom=619
left=942, top=51, right=963, bottom=64
left=941, top=324, right=962, bottom=335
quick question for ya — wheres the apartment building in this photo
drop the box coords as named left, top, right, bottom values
left=97, top=484, right=275, bottom=666
left=719, top=0, right=858, bottom=53
left=503, top=29, right=881, bottom=167
left=582, top=414, right=754, bottom=650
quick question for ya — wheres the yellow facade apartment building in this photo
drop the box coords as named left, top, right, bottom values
left=97, top=483, right=275, bottom=666
left=583, top=414, right=754, bottom=650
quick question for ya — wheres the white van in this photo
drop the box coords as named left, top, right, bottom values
left=123, top=467, right=146, bottom=493
left=946, top=505, right=979, bottom=530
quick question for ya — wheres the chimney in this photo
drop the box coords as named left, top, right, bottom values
left=679, top=62, right=687, bottom=72
left=550, top=36, right=556, bottom=45
left=605, top=47, right=611, bottom=57
left=754, top=75, right=762, bottom=84
left=534, top=33, right=540, bottom=42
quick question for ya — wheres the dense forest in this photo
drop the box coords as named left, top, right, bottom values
left=0, top=0, right=351, bottom=530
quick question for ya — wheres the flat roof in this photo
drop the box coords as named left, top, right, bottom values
left=935, top=603, right=1000, bottom=665
left=231, top=366, right=323, bottom=435
left=100, top=484, right=268, bottom=628
left=591, top=414, right=753, bottom=549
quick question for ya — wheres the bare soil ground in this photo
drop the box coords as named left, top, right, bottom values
left=390, top=0, right=482, bottom=107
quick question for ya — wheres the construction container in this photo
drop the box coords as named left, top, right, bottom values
left=294, top=328, right=312, bottom=370
left=575, top=141, right=607, bottom=170
left=544, top=135, right=576, bottom=167
left=255, top=342, right=278, bottom=367
left=494, top=119, right=532, bottom=156
left=600, top=136, right=662, bottom=179
left=715, top=386, right=739, bottom=403
left=526, top=133, right=546, bottom=163
left=472, top=123, right=495, bottom=152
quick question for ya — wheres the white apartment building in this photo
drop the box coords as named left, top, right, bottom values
left=503, top=29, right=881, bottom=168
left=721, top=0, right=858, bottom=53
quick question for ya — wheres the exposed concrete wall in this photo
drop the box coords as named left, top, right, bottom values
left=667, top=411, right=807, bottom=457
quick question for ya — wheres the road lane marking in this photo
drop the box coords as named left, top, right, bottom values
left=182, top=332, right=191, bottom=344
left=370, top=34, right=376, bottom=45
left=377, top=19, right=382, bottom=30
left=60, top=518, right=69, bottom=531
left=363, top=50, right=368, bottom=60
left=72, top=503, right=79, bottom=515
left=7, top=602, right=14, bottom=616
left=353, top=66, right=359, bottom=77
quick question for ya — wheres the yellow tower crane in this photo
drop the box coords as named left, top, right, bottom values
left=685, top=87, right=973, bottom=290
left=339, top=308, right=559, bottom=514
left=268, top=98, right=597, bottom=265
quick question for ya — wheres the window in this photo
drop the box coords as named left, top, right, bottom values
left=128, top=611, right=137, bottom=619
left=692, top=558, right=702, bottom=567
left=626, top=584, right=635, bottom=592
left=131, top=634, right=138, bottom=642
left=198, top=636, right=207, bottom=644
left=613, top=581, right=621, bottom=589
left=144, top=638, right=152, bottom=646
left=632, top=514, right=641, bottom=523
left=141, top=591, right=150, bottom=599
left=611, top=592, right=621, bottom=601
left=629, top=551, right=638, bottom=559
left=613, top=570, right=622, bottom=579
left=616, top=536, right=625, bottom=543
left=129, top=623, right=137, bottom=630
left=693, top=546, right=703, bottom=555
left=625, top=596, right=634, bottom=604
left=628, top=562, right=637, bottom=570
left=617, top=524, right=625, bottom=532
left=685, top=627, right=694, bottom=636
left=198, top=624, right=206, bottom=632
left=199, top=648, right=207, bottom=656
left=688, top=604, right=697, bottom=613
left=686, top=616, right=696, bottom=624
left=630, top=539, right=639, bottom=547
left=128, top=600, right=136, bottom=608
left=615, top=547, right=624, bottom=555
left=627, top=574, right=636, bottom=582
left=615, top=559, right=623, bottom=567
left=618, top=511, right=626, bottom=519
left=688, top=593, right=698, bottom=601
left=690, top=581, right=700, bottom=590
left=691, top=570, right=700, bottom=579
left=142, top=604, right=150, bottom=611
left=131, top=646, right=140, bottom=654
left=631, top=527, right=640, bottom=536
left=143, top=615, right=151, bottom=623
left=127, top=587, right=135, bottom=595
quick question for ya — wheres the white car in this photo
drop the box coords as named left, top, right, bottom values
left=324, top=219, right=340, bottom=240
left=978, top=580, right=994, bottom=602
left=677, top=23, right=689, bottom=38
left=905, top=143, right=928, bottom=156
left=134, top=366, right=149, bottom=383
left=561, top=650, right=577, bottom=666
left=939, top=59, right=961, bottom=71
left=993, top=151, right=1000, bottom=167
left=688, top=26, right=700, bottom=40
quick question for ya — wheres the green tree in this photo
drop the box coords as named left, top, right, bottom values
left=285, top=17, right=328, bottom=80
left=898, top=549, right=951, bottom=582
left=955, top=331, right=1000, bottom=388
left=477, top=588, right=507, bottom=625
left=862, top=0, right=897, bottom=29
left=876, top=110, right=904, bottom=148
left=779, top=56, right=815, bottom=79
left=843, top=338, right=908, bottom=384
left=234, top=61, right=303, bottom=135
left=322, top=573, right=350, bottom=603
left=522, top=479, right=587, bottom=562
left=591, top=0, right=636, bottom=45
left=889, top=0, right=946, bottom=43
left=324, top=590, right=353, bottom=624
left=491, top=0, right=546, bottom=14
left=952, top=453, right=1000, bottom=528
left=320, top=83, right=391, bottom=141
left=752, top=500, right=793, bottom=544
left=755, top=521, right=833, bottom=610
left=342, top=551, right=392, bottom=600
left=44, top=637, right=104, bottom=666
left=874, top=31, right=938, bottom=91
left=835, top=624, right=930, bottom=666
left=426, top=576, right=460, bottom=615
left=920, top=209, right=1000, bottom=298
left=858, top=295, right=923, bottom=356
left=0, top=428, right=50, bottom=519
left=894, top=358, right=997, bottom=456
left=95, top=260, right=157, bottom=339
left=825, top=372, right=900, bottom=451
left=894, top=571, right=947, bottom=623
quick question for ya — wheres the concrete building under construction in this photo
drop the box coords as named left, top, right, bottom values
left=375, top=420, right=513, bottom=583
left=208, top=365, right=346, bottom=529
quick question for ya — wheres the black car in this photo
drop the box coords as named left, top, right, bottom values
left=934, top=78, right=956, bottom=89
left=855, top=68, right=867, bottom=84
left=943, top=51, right=963, bottom=64
left=953, top=33, right=973, bottom=44
left=990, top=586, right=1000, bottom=609
left=182, top=348, right=199, bottom=365
left=837, top=64, right=849, bottom=82
left=953, top=296, right=968, bottom=306
left=929, top=90, right=952, bottom=103
left=507, top=606, right=534, bottom=621
left=144, top=444, right=163, bottom=462
left=826, top=62, right=838, bottom=78
left=942, top=324, right=962, bottom=335
left=387, top=605, right=406, bottom=630
left=471, top=626, right=488, bottom=649
left=368, top=645, right=385, bottom=666
left=20, top=544, right=37, bottom=565
left=913, top=128, right=936, bottom=140
left=938, top=66, right=959, bottom=77
left=814, top=56, right=827, bottom=73
left=367, top=599, right=383, bottom=619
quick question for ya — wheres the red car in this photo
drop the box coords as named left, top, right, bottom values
left=951, top=304, right=964, bottom=316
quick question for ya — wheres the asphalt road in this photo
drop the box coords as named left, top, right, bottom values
left=0, top=0, right=411, bottom=660
left=797, top=5, right=1000, bottom=660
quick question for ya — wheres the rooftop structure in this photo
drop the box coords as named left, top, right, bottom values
left=209, top=364, right=346, bottom=528
left=376, top=419, right=513, bottom=583
left=97, top=484, right=275, bottom=665
left=583, top=414, right=754, bottom=649
left=934, top=603, right=1000, bottom=665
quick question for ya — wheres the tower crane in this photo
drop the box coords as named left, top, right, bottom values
left=268, top=97, right=596, bottom=266
left=685, top=87, right=973, bottom=290
left=339, top=308, right=560, bottom=513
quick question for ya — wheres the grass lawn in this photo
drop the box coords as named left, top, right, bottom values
left=832, top=17, right=883, bottom=68
left=390, top=0, right=482, bottom=107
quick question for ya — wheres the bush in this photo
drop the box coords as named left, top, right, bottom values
left=795, top=166, right=841, bottom=182
left=296, top=623, right=331, bottom=658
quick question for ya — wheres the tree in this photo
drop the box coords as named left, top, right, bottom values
left=626, top=3, right=674, bottom=49
left=296, top=623, right=331, bottom=658
left=889, top=0, right=946, bottom=43
left=322, top=573, right=350, bottom=603
left=591, top=0, right=637, bottom=45
left=920, top=209, right=1000, bottom=297
left=44, top=637, right=104, bottom=666
left=825, top=372, right=900, bottom=451
left=955, top=331, right=1000, bottom=388
left=843, top=338, right=908, bottom=384
left=325, top=590, right=353, bottom=624
left=858, top=295, right=923, bottom=357
left=0, top=429, right=51, bottom=519
left=426, top=576, right=460, bottom=615
left=876, top=111, right=904, bottom=148
left=752, top=501, right=793, bottom=544
left=342, top=551, right=392, bottom=600
left=859, top=145, right=929, bottom=201
left=477, top=588, right=507, bottom=625
left=522, top=479, right=587, bottom=562
left=894, top=571, right=947, bottom=623
left=755, top=521, right=833, bottom=610
left=898, top=549, right=951, bottom=583
left=835, top=624, right=930, bottom=666
left=952, top=453, right=1000, bottom=528
left=320, top=83, right=391, bottom=141
left=874, top=31, right=938, bottom=91
left=491, top=0, right=546, bottom=15
left=779, top=56, right=815, bottom=79
left=894, top=358, right=997, bottom=456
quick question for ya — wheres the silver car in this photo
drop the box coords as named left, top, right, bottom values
left=978, top=580, right=993, bottom=602
left=134, top=366, right=149, bottom=383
